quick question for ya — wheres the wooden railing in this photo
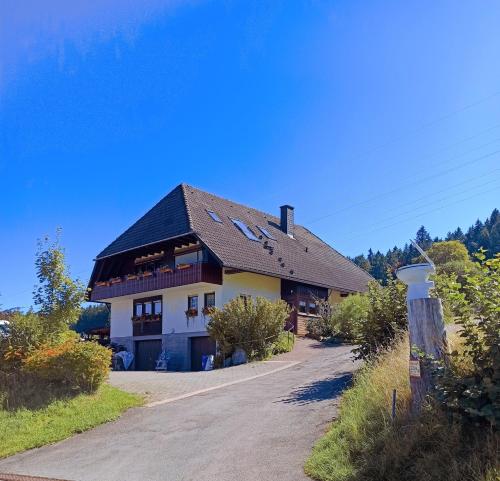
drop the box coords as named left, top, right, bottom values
left=90, top=262, right=222, bottom=301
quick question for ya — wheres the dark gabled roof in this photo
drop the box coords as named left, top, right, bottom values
left=96, top=183, right=372, bottom=292
left=96, top=184, right=190, bottom=259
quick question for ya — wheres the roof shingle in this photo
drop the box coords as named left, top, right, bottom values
left=96, top=183, right=372, bottom=292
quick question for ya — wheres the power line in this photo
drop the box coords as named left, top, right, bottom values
left=343, top=90, right=500, bottom=163
left=306, top=146, right=500, bottom=224
left=352, top=176, right=500, bottom=232
left=336, top=185, right=500, bottom=243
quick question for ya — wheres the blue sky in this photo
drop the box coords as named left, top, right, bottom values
left=1, top=0, right=499, bottom=309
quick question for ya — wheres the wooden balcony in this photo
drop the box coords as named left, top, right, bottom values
left=90, top=262, right=222, bottom=301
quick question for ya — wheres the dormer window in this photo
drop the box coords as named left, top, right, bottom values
left=230, top=218, right=259, bottom=241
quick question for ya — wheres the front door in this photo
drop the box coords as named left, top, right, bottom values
left=190, top=336, right=216, bottom=371
left=135, top=339, right=162, bottom=371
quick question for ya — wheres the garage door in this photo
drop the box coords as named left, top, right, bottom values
left=135, top=339, right=162, bottom=371
left=190, top=336, right=216, bottom=371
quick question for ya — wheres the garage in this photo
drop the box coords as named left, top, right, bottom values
left=135, top=339, right=162, bottom=371
left=190, top=336, right=216, bottom=371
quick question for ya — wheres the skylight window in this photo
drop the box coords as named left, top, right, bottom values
left=207, top=210, right=223, bottom=223
left=230, top=218, right=260, bottom=241
left=257, top=225, right=276, bottom=240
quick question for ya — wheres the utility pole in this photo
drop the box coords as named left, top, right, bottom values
left=396, top=244, right=448, bottom=412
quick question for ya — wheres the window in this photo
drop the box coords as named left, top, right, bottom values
left=309, top=302, right=317, bottom=315
left=154, top=299, right=162, bottom=315
left=134, top=296, right=162, bottom=318
left=207, top=210, right=223, bottom=223
left=298, top=300, right=307, bottom=313
left=204, top=292, right=216, bottom=308
left=230, top=218, right=260, bottom=241
left=257, top=225, right=276, bottom=240
left=188, top=295, right=198, bottom=315
left=175, top=250, right=203, bottom=267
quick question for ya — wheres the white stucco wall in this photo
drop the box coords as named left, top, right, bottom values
left=108, top=271, right=281, bottom=338
left=109, top=298, right=133, bottom=338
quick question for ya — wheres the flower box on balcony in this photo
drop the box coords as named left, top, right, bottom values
left=110, top=277, right=122, bottom=284
left=158, top=267, right=173, bottom=274
left=95, top=281, right=108, bottom=287
left=141, top=271, right=153, bottom=277
left=177, top=263, right=192, bottom=270
left=202, top=306, right=213, bottom=316
left=126, top=274, right=138, bottom=281
left=185, top=308, right=198, bottom=318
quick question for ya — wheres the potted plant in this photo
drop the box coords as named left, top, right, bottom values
left=110, top=277, right=122, bottom=284
left=142, top=270, right=153, bottom=277
left=159, top=266, right=173, bottom=274
left=126, top=274, right=138, bottom=281
left=185, top=308, right=198, bottom=318
left=202, top=306, right=213, bottom=318
left=95, top=281, right=108, bottom=287
left=177, top=263, right=192, bottom=270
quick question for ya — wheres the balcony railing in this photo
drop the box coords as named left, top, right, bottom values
left=90, top=262, right=222, bottom=301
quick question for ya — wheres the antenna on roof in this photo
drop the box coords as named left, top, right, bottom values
left=410, top=239, right=435, bottom=268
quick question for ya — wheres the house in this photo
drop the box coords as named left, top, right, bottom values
left=88, top=184, right=372, bottom=371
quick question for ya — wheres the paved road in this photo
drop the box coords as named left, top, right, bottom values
left=0, top=341, right=358, bottom=481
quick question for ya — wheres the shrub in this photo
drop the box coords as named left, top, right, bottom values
left=1, top=311, right=45, bottom=371
left=306, top=313, right=334, bottom=340
left=23, top=337, right=111, bottom=392
left=272, top=331, right=295, bottom=355
left=433, top=252, right=500, bottom=427
left=207, top=297, right=290, bottom=360
left=353, top=278, right=407, bottom=360
left=330, top=294, right=370, bottom=341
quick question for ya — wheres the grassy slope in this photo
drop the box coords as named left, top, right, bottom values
left=305, top=336, right=499, bottom=481
left=0, top=384, right=142, bottom=458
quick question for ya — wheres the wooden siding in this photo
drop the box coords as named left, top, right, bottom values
left=90, top=263, right=222, bottom=301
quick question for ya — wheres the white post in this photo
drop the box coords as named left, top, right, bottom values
left=396, top=263, right=448, bottom=412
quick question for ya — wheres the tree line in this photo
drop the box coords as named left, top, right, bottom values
left=351, top=208, right=500, bottom=283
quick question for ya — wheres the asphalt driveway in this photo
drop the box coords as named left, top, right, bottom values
left=0, top=340, right=358, bottom=481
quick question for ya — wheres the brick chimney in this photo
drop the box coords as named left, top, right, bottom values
left=280, top=205, right=294, bottom=237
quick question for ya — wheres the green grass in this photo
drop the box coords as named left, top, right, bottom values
left=0, top=384, right=143, bottom=458
left=305, top=337, right=499, bottom=481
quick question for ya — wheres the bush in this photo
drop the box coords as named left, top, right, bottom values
left=353, top=278, right=407, bottom=360
left=272, top=331, right=295, bottom=355
left=1, top=311, right=45, bottom=372
left=207, top=297, right=290, bottom=360
left=305, top=294, right=370, bottom=341
left=433, top=252, right=500, bottom=427
left=330, top=294, right=370, bottom=341
left=23, top=337, right=111, bottom=392
left=306, top=313, right=334, bottom=340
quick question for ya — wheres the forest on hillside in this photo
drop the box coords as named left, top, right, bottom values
left=351, top=208, right=500, bottom=283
